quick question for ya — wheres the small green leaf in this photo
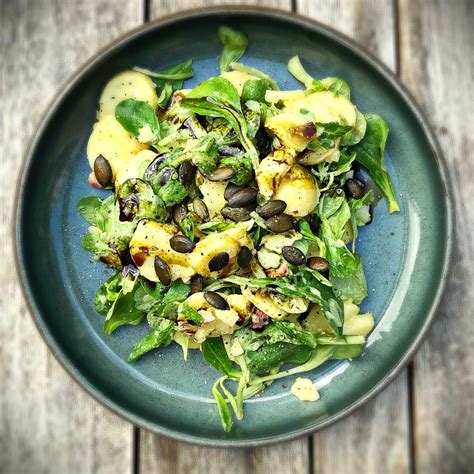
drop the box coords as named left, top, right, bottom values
left=242, top=79, right=267, bottom=102
left=201, top=337, right=241, bottom=378
left=103, top=286, right=145, bottom=335
left=186, top=77, right=241, bottom=111
left=212, top=377, right=233, bottom=432
left=128, top=319, right=175, bottom=362
left=77, top=196, right=102, bottom=224
left=115, top=99, right=160, bottom=142
left=352, top=114, right=399, bottom=213
left=181, top=301, right=204, bottom=325
left=218, top=26, right=248, bottom=74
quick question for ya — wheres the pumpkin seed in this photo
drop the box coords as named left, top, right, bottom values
left=178, top=161, right=195, bottom=187
left=193, top=198, right=209, bottom=221
left=208, top=252, right=229, bottom=272
left=266, top=213, right=294, bottom=233
left=93, top=155, right=113, bottom=187
left=190, top=275, right=204, bottom=294
left=204, top=291, right=229, bottom=310
left=237, top=246, right=252, bottom=268
left=172, top=203, right=188, bottom=224
left=154, top=256, right=171, bottom=286
left=207, top=167, right=235, bottom=182
left=169, top=235, right=195, bottom=253
left=227, top=188, right=258, bottom=208
left=221, top=206, right=251, bottom=222
left=224, top=182, right=243, bottom=201
left=256, top=200, right=287, bottom=219
left=282, top=246, right=305, bottom=265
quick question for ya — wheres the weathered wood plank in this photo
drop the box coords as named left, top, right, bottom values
left=398, top=1, right=474, bottom=472
left=149, top=0, right=291, bottom=15
left=140, top=2, right=309, bottom=473
left=0, top=1, right=143, bottom=473
left=297, top=1, right=411, bottom=472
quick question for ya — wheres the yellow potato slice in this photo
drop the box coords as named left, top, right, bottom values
left=86, top=115, right=148, bottom=177
left=114, top=149, right=157, bottom=187
left=284, top=90, right=357, bottom=126
left=198, top=178, right=227, bottom=220
left=129, top=219, right=195, bottom=282
left=189, top=233, right=241, bottom=278
left=265, top=90, right=307, bottom=103
left=342, top=301, right=375, bottom=336
left=98, top=70, right=158, bottom=119
left=272, top=164, right=320, bottom=217
left=255, top=149, right=295, bottom=200
left=221, top=70, right=260, bottom=95
left=241, top=288, right=288, bottom=320
left=265, top=113, right=316, bottom=152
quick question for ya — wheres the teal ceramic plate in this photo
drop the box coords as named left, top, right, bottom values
left=16, top=7, right=452, bottom=446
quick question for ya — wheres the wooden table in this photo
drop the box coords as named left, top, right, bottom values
left=1, top=1, right=472, bottom=473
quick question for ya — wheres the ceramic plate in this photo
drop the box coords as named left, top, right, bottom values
left=16, top=7, right=452, bottom=446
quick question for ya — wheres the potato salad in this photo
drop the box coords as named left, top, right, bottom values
left=78, top=26, right=399, bottom=431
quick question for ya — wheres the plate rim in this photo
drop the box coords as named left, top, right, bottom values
left=14, top=5, right=454, bottom=447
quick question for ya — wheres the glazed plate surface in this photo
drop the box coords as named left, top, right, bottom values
left=16, top=8, right=451, bottom=446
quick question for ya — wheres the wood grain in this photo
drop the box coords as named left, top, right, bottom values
left=0, top=1, right=143, bottom=473
left=297, top=1, right=411, bottom=472
left=399, top=1, right=474, bottom=472
left=139, top=3, right=310, bottom=474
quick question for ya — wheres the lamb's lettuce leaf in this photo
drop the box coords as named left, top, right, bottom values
left=352, top=114, right=399, bottom=213
left=218, top=26, right=248, bottom=74
left=115, top=99, right=160, bottom=143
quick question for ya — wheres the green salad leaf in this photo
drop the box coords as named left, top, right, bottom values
left=201, top=337, right=241, bottom=378
left=218, top=26, right=248, bottom=74
left=115, top=99, right=160, bottom=142
left=352, top=114, right=400, bottom=213
left=103, top=277, right=145, bottom=335
left=128, top=318, right=175, bottom=362
left=134, top=59, right=194, bottom=108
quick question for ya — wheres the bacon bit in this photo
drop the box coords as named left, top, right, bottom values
left=276, top=263, right=289, bottom=277
left=251, top=309, right=269, bottom=329
left=88, top=172, right=102, bottom=189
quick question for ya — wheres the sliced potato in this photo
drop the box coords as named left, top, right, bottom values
left=87, top=115, right=148, bottom=177
left=265, top=90, right=307, bottom=103
left=98, top=70, right=158, bottom=119
left=342, top=301, right=375, bottom=336
left=179, top=292, right=240, bottom=343
left=189, top=232, right=241, bottom=278
left=129, top=219, right=195, bottom=282
left=227, top=294, right=252, bottom=317
left=115, top=149, right=157, bottom=187
left=198, top=177, right=227, bottom=219
left=221, top=70, right=260, bottom=95
left=241, top=288, right=288, bottom=320
left=261, top=231, right=301, bottom=253
left=257, top=247, right=281, bottom=269
left=272, top=293, right=309, bottom=314
left=265, top=113, right=316, bottom=152
left=255, top=149, right=295, bottom=200
left=272, top=164, right=320, bottom=217
left=302, top=304, right=335, bottom=335
left=284, top=91, right=357, bottom=126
